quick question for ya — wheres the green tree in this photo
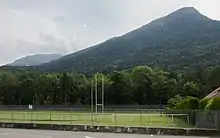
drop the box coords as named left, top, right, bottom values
left=107, top=71, right=133, bottom=104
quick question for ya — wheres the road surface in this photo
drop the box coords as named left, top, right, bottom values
left=0, top=128, right=215, bottom=138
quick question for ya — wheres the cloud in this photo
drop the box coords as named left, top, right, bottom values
left=82, top=24, right=88, bottom=28
left=0, top=0, right=219, bottom=65
left=0, top=7, right=78, bottom=64
left=0, top=9, right=57, bottom=42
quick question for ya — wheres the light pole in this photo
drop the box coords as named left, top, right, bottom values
left=101, top=75, right=104, bottom=113
left=91, top=79, right=94, bottom=124
left=95, top=75, right=98, bottom=114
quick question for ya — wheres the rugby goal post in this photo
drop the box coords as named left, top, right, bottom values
left=91, top=75, right=105, bottom=114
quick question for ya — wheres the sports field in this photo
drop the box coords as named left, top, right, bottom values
left=0, top=110, right=192, bottom=128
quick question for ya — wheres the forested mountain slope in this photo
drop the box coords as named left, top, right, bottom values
left=9, top=54, right=62, bottom=66
left=35, top=7, right=220, bottom=74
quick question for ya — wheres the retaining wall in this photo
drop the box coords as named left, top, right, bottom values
left=0, top=122, right=219, bottom=136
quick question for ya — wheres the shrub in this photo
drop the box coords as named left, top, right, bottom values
left=174, top=96, right=199, bottom=110
left=167, top=94, right=186, bottom=108
left=205, top=98, right=220, bottom=110
left=199, top=98, right=210, bottom=110
left=171, top=96, right=199, bottom=125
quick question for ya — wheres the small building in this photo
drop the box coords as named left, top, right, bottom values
left=204, top=87, right=220, bottom=99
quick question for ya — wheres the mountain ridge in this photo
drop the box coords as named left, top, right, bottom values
left=9, top=53, right=62, bottom=66
left=19, top=7, right=220, bottom=74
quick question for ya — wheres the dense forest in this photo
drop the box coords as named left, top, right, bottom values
left=0, top=65, right=220, bottom=105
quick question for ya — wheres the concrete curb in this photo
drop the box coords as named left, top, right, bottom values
left=0, top=122, right=219, bottom=136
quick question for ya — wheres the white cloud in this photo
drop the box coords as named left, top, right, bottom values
left=0, top=7, right=78, bottom=64
left=82, top=24, right=88, bottom=28
left=0, top=9, right=57, bottom=43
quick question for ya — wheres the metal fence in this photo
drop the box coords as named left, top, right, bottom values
left=0, top=105, right=167, bottom=110
left=0, top=105, right=219, bottom=130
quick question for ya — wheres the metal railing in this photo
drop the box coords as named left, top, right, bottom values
left=0, top=109, right=220, bottom=129
left=0, top=106, right=219, bottom=129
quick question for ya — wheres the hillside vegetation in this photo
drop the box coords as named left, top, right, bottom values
left=0, top=65, right=220, bottom=105
left=9, top=54, right=62, bottom=66
left=36, top=7, right=220, bottom=74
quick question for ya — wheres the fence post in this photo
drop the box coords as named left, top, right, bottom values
left=114, top=109, right=117, bottom=127
left=171, top=115, right=174, bottom=123
left=218, top=111, right=220, bottom=130
left=23, top=111, right=25, bottom=121
left=31, top=109, right=33, bottom=124
left=140, top=109, right=142, bottom=127
left=11, top=111, right=14, bottom=123
left=50, top=112, right=52, bottom=125
left=91, top=111, right=94, bottom=126
left=70, top=109, right=72, bottom=125
left=215, top=110, right=218, bottom=129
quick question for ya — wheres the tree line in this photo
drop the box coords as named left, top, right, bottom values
left=0, top=66, right=220, bottom=105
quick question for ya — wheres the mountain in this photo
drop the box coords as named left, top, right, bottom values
left=9, top=54, right=62, bottom=66
left=38, top=7, right=220, bottom=74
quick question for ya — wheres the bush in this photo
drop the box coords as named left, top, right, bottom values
left=199, top=98, right=210, bottom=110
left=168, top=95, right=186, bottom=108
left=174, top=96, right=199, bottom=110
left=205, top=98, right=220, bottom=110
left=171, top=96, right=199, bottom=125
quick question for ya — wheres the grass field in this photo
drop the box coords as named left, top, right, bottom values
left=0, top=110, right=193, bottom=128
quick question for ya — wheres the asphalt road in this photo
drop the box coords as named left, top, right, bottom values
left=0, top=128, right=215, bottom=138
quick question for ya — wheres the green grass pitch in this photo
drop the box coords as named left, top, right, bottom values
left=0, top=110, right=192, bottom=128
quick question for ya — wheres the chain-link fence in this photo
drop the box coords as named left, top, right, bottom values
left=0, top=105, right=219, bottom=130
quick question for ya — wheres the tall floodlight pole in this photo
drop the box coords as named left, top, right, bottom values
left=102, top=75, right=104, bottom=113
left=91, top=79, right=94, bottom=123
left=95, top=75, right=98, bottom=114
left=91, top=80, right=93, bottom=113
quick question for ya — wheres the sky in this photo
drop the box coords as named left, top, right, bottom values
left=0, top=0, right=220, bottom=65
